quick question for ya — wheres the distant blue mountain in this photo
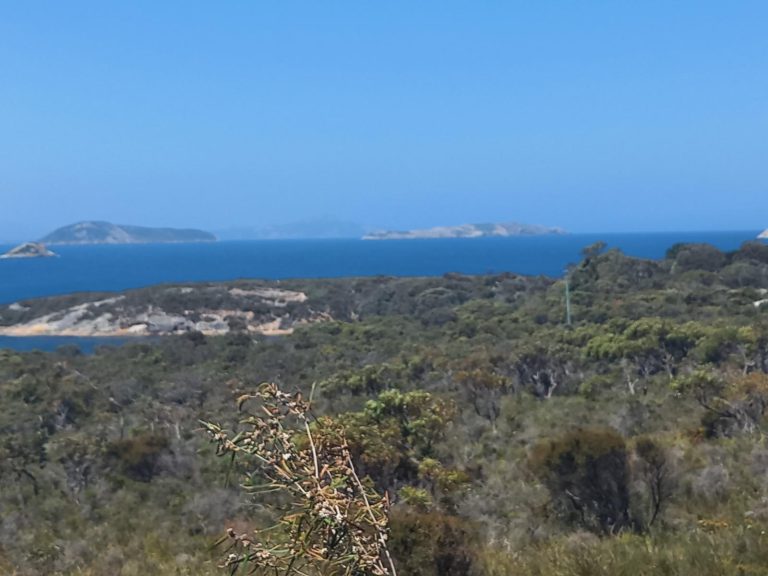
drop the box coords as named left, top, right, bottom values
left=217, top=218, right=365, bottom=240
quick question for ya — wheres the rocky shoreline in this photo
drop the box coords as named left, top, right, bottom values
left=0, top=287, right=328, bottom=337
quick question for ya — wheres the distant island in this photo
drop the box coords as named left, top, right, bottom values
left=759, top=229, right=768, bottom=239
left=40, top=221, right=217, bottom=245
left=363, top=222, right=566, bottom=240
left=0, top=242, right=57, bottom=259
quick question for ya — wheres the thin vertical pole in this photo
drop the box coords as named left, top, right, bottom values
left=565, top=274, right=572, bottom=326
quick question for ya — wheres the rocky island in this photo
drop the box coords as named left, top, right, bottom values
left=363, top=221, right=565, bottom=240
left=759, top=229, right=768, bottom=239
left=0, top=242, right=57, bottom=259
left=40, top=221, right=216, bottom=244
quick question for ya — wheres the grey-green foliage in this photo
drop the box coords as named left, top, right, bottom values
left=2, top=242, right=768, bottom=574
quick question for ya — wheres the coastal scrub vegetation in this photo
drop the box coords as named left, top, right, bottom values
left=2, top=241, right=768, bottom=574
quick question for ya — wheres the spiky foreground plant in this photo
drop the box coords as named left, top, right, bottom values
left=201, top=383, right=397, bottom=576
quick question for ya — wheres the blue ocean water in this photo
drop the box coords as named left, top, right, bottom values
left=0, top=232, right=761, bottom=305
left=1, top=232, right=762, bottom=353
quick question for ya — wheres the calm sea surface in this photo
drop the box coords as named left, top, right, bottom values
left=0, top=335, right=151, bottom=354
left=0, top=232, right=761, bottom=305
left=0, top=232, right=761, bottom=353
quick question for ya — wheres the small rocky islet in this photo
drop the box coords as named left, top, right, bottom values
left=0, top=242, right=57, bottom=259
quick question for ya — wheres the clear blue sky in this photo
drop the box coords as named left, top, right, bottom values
left=1, top=1, right=766, bottom=241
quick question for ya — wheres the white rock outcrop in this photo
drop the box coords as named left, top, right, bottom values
left=0, top=242, right=56, bottom=259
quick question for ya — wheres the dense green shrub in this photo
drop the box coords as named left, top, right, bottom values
left=530, top=427, right=632, bottom=534
left=107, top=433, right=169, bottom=481
left=389, top=510, right=475, bottom=576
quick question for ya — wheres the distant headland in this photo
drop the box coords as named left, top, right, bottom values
left=759, top=229, right=768, bottom=239
left=40, top=221, right=217, bottom=245
left=363, top=222, right=566, bottom=240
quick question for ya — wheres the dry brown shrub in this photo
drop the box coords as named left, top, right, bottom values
left=202, top=383, right=396, bottom=576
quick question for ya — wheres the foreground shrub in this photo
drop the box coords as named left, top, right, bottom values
left=529, top=427, right=631, bottom=534
left=388, top=509, right=475, bottom=576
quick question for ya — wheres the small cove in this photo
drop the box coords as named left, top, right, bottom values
left=0, top=335, right=160, bottom=354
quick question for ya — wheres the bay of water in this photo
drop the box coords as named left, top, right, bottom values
left=0, top=232, right=761, bottom=353
left=0, top=335, right=151, bottom=354
left=0, top=232, right=761, bottom=305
